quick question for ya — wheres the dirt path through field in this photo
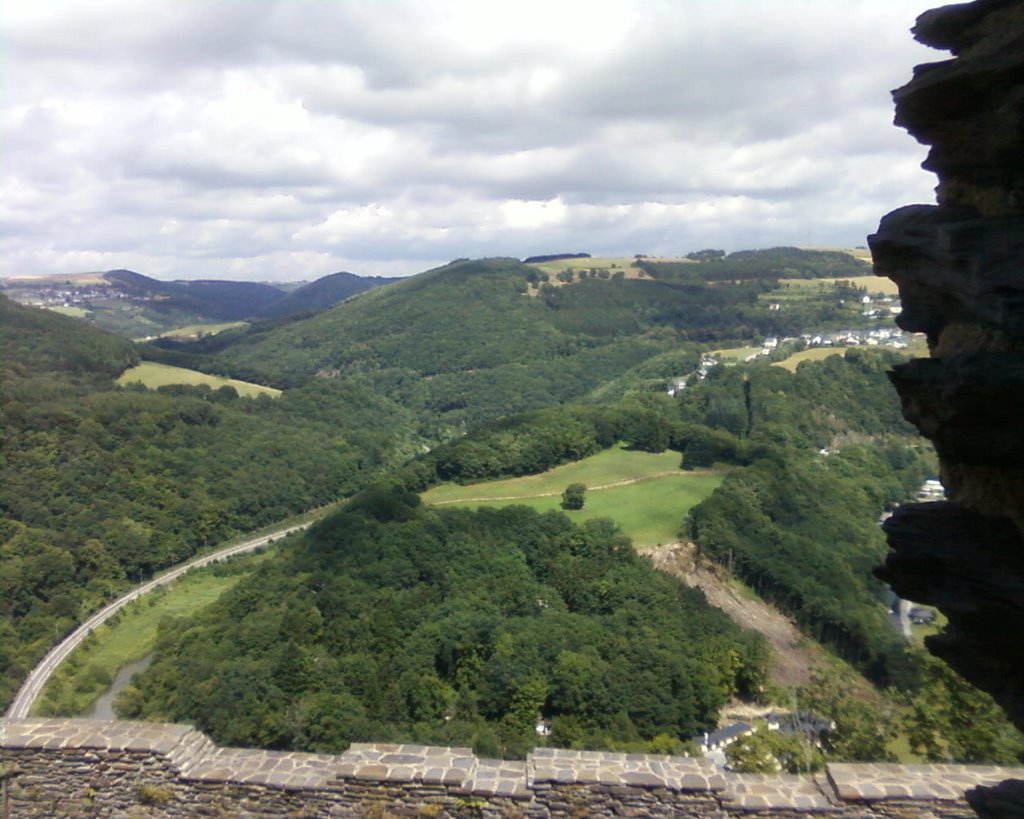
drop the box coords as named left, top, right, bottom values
left=638, top=542, right=827, bottom=688
left=431, top=472, right=683, bottom=505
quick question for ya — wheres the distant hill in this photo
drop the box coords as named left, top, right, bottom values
left=1, top=269, right=395, bottom=337
left=522, top=252, right=592, bottom=264
left=640, top=247, right=869, bottom=282
left=196, top=256, right=830, bottom=429
left=1, top=295, right=139, bottom=384
left=257, top=271, right=397, bottom=318
left=102, top=270, right=285, bottom=320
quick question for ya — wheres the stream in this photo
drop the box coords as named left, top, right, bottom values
left=82, top=654, right=153, bottom=720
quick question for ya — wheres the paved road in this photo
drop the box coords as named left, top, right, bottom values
left=5, top=521, right=312, bottom=720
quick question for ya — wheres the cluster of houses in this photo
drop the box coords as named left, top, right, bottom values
left=801, top=326, right=910, bottom=349
left=9, top=284, right=129, bottom=310
left=666, top=326, right=917, bottom=397
left=699, top=711, right=836, bottom=759
left=860, top=293, right=903, bottom=319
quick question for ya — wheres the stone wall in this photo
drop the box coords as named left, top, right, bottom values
left=3, top=719, right=1023, bottom=817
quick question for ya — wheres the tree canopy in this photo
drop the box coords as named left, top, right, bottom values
left=122, top=501, right=768, bottom=758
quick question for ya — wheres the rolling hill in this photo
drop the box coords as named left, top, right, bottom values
left=189, top=257, right=789, bottom=429
left=1, top=269, right=394, bottom=337
left=257, top=271, right=399, bottom=318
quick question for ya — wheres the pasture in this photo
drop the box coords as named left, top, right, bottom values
left=158, top=321, right=247, bottom=341
left=776, top=275, right=900, bottom=296
left=523, top=256, right=665, bottom=291
left=117, top=361, right=282, bottom=398
left=710, top=345, right=762, bottom=364
left=423, top=446, right=722, bottom=547
left=772, top=346, right=853, bottom=372
left=50, top=306, right=90, bottom=318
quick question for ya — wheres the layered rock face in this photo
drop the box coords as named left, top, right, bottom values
left=870, top=0, right=1024, bottom=741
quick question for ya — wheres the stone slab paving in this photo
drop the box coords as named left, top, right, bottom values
left=827, top=762, right=1024, bottom=802
left=529, top=747, right=726, bottom=791
left=1, top=718, right=193, bottom=755
left=184, top=747, right=339, bottom=789
left=725, top=773, right=839, bottom=812
left=465, top=758, right=531, bottom=799
left=337, top=742, right=477, bottom=787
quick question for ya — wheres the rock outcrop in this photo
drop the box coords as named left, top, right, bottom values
left=870, top=0, right=1024, bottom=742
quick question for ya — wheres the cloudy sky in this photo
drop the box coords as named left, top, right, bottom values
left=3, top=0, right=944, bottom=281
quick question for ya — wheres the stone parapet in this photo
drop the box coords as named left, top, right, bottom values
left=4, top=718, right=1023, bottom=817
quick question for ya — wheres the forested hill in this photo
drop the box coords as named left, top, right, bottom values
left=104, top=270, right=287, bottom=320
left=0, top=299, right=420, bottom=708
left=257, top=271, right=398, bottom=319
left=2, top=295, right=139, bottom=385
left=2, top=269, right=396, bottom=338
left=123, top=501, right=768, bottom=757
left=175, top=255, right=855, bottom=430
left=193, top=256, right=784, bottom=388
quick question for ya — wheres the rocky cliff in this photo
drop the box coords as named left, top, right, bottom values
left=868, top=0, right=1024, bottom=814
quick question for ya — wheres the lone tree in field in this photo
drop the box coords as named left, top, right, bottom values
left=561, top=483, right=586, bottom=510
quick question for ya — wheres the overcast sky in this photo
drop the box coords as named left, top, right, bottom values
left=3, top=0, right=944, bottom=281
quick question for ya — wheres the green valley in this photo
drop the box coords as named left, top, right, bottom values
left=6, top=246, right=1021, bottom=768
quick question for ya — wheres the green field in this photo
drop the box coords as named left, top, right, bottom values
left=524, top=256, right=694, bottom=284
left=423, top=447, right=722, bottom=546
left=710, top=345, right=762, bottom=364
left=158, top=321, right=247, bottom=340
left=772, top=346, right=853, bottom=372
left=526, top=256, right=640, bottom=276
left=117, top=361, right=282, bottom=398
left=773, top=338, right=924, bottom=373
left=34, top=554, right=275, bottom=717
left=776, top=275, right=899, bottom=296
left=49, top=306, right=90, bottom=318
left=797, top=246, right=872, bottom=263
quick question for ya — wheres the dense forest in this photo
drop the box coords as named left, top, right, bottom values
left=120, top=501, right=767, bottom=757
left=0, top=297, right=418, bottom=705
left=119, top=347, right=943, bottom=757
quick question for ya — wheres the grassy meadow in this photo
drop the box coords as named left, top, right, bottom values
left=776, top=275, right=900, bottom=296
left=526, top=256, right=643, bottom=275
left=772, top=346, right=853, bottom=372
left=524, top=256, right=659, bottom=288
left=423, top=446, right=722, bottom=546
left=50, top=306, right=90, bottom=318
left=710, top=345, right=762, bottom=364
left=157, top=321, right=247, bottom=340
left=117, top=361, right=282, bottom=398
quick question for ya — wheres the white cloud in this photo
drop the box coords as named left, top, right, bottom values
left=1, top=0, right=940, bottom=280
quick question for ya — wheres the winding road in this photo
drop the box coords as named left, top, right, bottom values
left=5, top=521, right=312, bottom=720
